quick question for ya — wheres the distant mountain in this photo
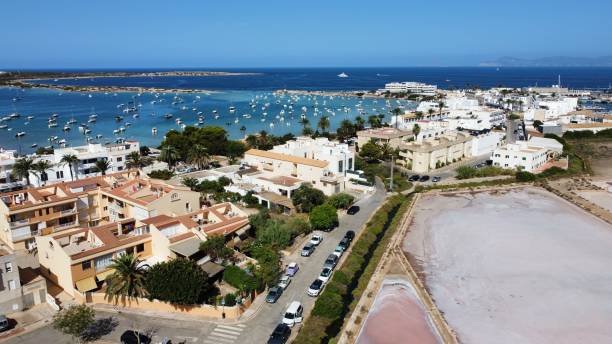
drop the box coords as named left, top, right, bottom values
left=480, top=56, right=612, bottom=67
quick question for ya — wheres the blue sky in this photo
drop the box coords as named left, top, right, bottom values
left=1, top=0, right=611, bottom=68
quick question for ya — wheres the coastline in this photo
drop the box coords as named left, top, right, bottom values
left=274, top=89, right=384, bottom=99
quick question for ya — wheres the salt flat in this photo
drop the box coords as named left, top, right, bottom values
left=404, top=187, right=612, bottom=344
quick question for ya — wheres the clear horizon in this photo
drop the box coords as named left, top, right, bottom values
left=2, top=0, right=612, bottom=69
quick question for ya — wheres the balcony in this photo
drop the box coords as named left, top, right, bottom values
left=59, top=207, right=77, bottom=216
left=9, top=218, right=29, bottom=228
left=54, top=221, right=77, bottom=231
left=320, top=174, right=341, bottom=184
left=12, top=230, right=39, bottom=242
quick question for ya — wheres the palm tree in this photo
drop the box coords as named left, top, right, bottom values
left=377, top=113, right=385, bottom=124
left=302, top=126, right=314, bottom=136
left=427, top=108, right=435, bottom=117
left=104, top=254, right=147, bottom=304
left=317, top=116, right=330, bottom=133
left=31, top=160, right=53, bottom=186
left=413, top=123, right=421, bottom=140
left=380, top=143, right=393, bottom=160
left=239, top=125, right=247, bottom=137
left=437, top=101, right=445, bottom=117
left=367, top=115, right=381, bottom=128
left=93, top=159, right=111, bottom=176
left=159, top=145, right=179, bottom=169
left=125, top=151, right=144, bottom=169
left=181, top=177, right=199, bottom=191
left=12, top=157, right=35, bottom=186
left=354, top=116, right=366, bottom=130
left=299, top=118, right=310, bottom=131
left=245, top=134, right=259, bottom=148
left=187, top=144, right=210, bottom=170
left=60, top=154, right=79, bottom=181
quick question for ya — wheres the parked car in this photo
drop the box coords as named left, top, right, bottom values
left=282, top=301, right=304, bottom=327
left=333, top=245, right=344, bottom=258
left=120, top=330, right=152, bottom=344
left=319, top=267, right=333, bottom=284
left=347, top=205, right=360, bottom=215
left=338, top=237, right=350, bottom=250
left=310, top=234, right=323, bottom=246
left=0, top=315, right=9, bottom=332
left=344, top=230, right=355, bottom=242
left=432, top=176, right=441, bottom=183
left=301, top=243, right=315, bottom=257
left=408, top=174, right=420, bottom=181
left=307, top=279, right=324, bottom=297
left=267, top=323, right=291, bottom=344
left=278, top=275, right=292, bottom=290
left=419, top=175, right=430, bottom=182
left=266, top=286, right=283, bottom=303
left=323, top=254, right=339, bottom=270
left=286, top=262, right=299, bottom=276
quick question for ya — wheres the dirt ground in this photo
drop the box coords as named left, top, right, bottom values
left=404, top=187, right=612, bottom=344
left=579, top=141, right=612, bottom=179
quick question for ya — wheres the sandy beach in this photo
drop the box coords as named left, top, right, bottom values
left=404, top=187, right=612, bottom=344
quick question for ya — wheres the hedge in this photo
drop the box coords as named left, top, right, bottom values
left=294, top=195, right=410, bottom=344
left=223, top=265, right=258, bottom=293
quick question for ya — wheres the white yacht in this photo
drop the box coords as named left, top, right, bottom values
left=337, top=72, right=349, bottom=78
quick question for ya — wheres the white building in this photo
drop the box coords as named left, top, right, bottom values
left=445, top=108, right=506, bottom=131
left=0, top=149, right=23, bottom=192
left=270, top=137, right=354, bottom=176
left=30, top=141, right=140, bottom=187
left=471, top=131, right=505, bottom=156
left=523, top=97, right=578, bottom=121
left=398, top=132, right=473, bottom=173
left=491, top=138, right=562, bottom=172
left=381, top=82, right=437, bottom=95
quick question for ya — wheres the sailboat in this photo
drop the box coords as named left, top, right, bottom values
left=337, top=72, right=349, bottom=78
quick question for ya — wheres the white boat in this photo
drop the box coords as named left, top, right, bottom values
left=63, top=126, right=71, bottom=132
left=338, top=72, right=349, bottom=78
left=229, top=107, right=236, bottom=113
left=0, top=125, right=7, bottom=129
left=152, top=127, right=158, bottom=135
left=48, top=122, right=58, bottom=128
left=31, top=143, right=38, bottom=148
left=15, top=132, right=26, bottom=137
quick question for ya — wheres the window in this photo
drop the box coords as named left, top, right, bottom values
left=136, top=243, right=145, bottom=253
left=117, top=157, right=123, bottom=162
left=81, top=260, right=91, bottom=270
left=348, top=158, right=353, bottom=170
left=338, top=160, right=343, bottom=173
left=8, top=280, right=16, bottom=290
left=522, top=157, right=526, bottom=161
left=4, top=262, right=12, bottom=273
left=505, top=155, right=510, bottom=158
left=56, top=171, right=64, bottom=179
left=94, top=254, right=113, bottom=271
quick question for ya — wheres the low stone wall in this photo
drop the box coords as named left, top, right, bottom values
left=82, top=292, right=244, bottom=319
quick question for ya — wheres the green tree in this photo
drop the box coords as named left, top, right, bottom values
left=302, top=126, right=314, bottom=136
left=413, top=123, right=421, bottom=140
left=199, top=235, right=234, bottom=263
left=60, top=154, right=79, bottom=181
left=250, top=245, right=281, bottom=288
left=291, top=184, right=326, bottom=213
left=12, top=157, right=34, bottom=186
left=93, top=159, right=111, bottom=175
left=317, top=116, right=330, bottom=133
left=223, top=265, right=258, bottom=295
left=126, top=151, right=146, bottom=169
left=145, top=258, right=210, bottom=305
left=309, top=204, right=338, bottom=231
left=326, top=193, right=355, bottom=209
left=367, top=115, right=381, bottom=128
left=182, top=177, right=199, bottom=191
left=104, top=253, right=148, bottom=304
left=187, top=144, right=210, bottom=170
left=354, top=116, right=365, bottom=130
left=31, top=160, right=53, bottom=186
left=147, top=169, right=174, bottom=180
left=52, top=304, right=95, bottom=343
left=257, top=221, right=292, bottom=248
left=225, top=141, right=247, bottom=163
left=159, top=145, right=179, bottom=168
left=359, top=141, right=382, bottom=161
left=336, top=119, right=355, bottom=142
left=299, top=117, right=310, bottom=131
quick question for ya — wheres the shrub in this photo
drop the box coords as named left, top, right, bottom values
left=223, top=265, right=258, bottom=293
left=147, top=169, right=174, bottom=180
left=53, top=304, right=95, bottom=342
left=326, top=193, right=355, bottom=209
left=223, top=293, right=237, bottom=306
left=516, top=171, right=536, bottom=182
left=309, top=204, right=338, bottom=230
left=291, top=184, right=326, bottom=212
left=145, top=258, right=210, bottom=305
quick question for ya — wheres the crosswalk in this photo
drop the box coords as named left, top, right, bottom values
left=203, top=323, right=246, bottom=344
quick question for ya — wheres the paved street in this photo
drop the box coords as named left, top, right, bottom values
left=3, top=180, right=386, bottom=344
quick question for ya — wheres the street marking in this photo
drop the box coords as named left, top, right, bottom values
left=236, top=324, right=247, bottom=328
left=208, top=331, right=239, bottom=339
left=216, top=324, right=244, bottom=332
left=213, top=328, right=242, bottom=336
left=204, top=338, right=235, bottom=344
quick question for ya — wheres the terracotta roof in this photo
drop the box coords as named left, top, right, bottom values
left=168, top=231, right=196, bottom=243
left=245, top=149, right=328, bottom=168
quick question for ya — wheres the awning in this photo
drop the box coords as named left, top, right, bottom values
left=75, top=277, right=97, bottom=293
left=200, top=261, right=225, bottom=277
left=169, top=237, right=203, bottom=257
left=96, top=269, right=115, bottom=281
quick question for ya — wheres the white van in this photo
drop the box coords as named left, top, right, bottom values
left=282, top=301, right=303, bottom=327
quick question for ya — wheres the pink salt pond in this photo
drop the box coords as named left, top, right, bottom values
left=356, top=278, right=441, bottom=344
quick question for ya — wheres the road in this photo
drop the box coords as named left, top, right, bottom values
left=4, top=180, right=386, bottom=344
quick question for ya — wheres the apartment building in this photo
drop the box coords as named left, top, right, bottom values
left=356, top=128, right=413, bottom=150
left=0, top=171, right=200, bottom=251
left=30, top=141, right=140, bottom=187
left=241, top=143, right=347, bottom=199
left=491, top=142, right=549, bottom=172
left=398, top=132, right=473, bottom=173
left=380, top=81, right=437, bottom=95
left=0, top=149, right=22, bottom=193
left=0, top=248, right=47, bottom=313
left=36, top=203, right=248, bottom=297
